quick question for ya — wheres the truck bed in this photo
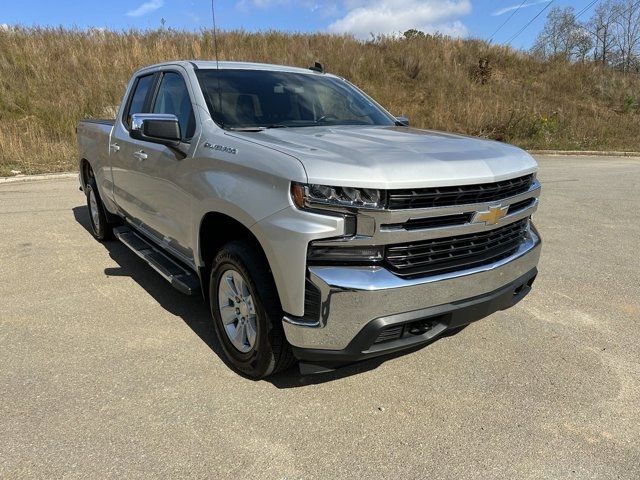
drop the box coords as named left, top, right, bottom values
left=77, top=119, right=115, bottom=189
left=79, top=119, right=115, bottom=127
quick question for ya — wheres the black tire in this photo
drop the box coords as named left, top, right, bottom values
left=85, top=177, right=113, bottom=241
left=209, top=241, right=295, bottom=379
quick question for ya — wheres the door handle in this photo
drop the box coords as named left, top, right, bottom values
left=133, top=150, right=148, bottom=161
left=109, top=143, right=120, bottom=152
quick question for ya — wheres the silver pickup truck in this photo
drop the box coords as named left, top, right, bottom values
left=77, top=61, right=541, bottom=378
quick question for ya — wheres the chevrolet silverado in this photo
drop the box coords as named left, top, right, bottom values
left=77, top=61, right=542, bottom=378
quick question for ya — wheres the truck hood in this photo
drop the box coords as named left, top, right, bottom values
left=229, top=125, right=537, bottom=189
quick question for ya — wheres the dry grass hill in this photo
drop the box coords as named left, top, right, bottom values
left=1, top=28, right=639, bottom=176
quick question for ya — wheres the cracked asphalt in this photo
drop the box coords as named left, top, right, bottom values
left=1, top=155, right=639, bottom=479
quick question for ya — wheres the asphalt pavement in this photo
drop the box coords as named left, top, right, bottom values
left=1, top=155, right=639, bottom=479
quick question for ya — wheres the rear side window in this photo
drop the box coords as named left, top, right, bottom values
left=125, top=74, right=154, bottom=127
left=152, top=72, right=196, bottom=141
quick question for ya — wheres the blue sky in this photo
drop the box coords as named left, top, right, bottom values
left=0, top=0, right=598, bottom=50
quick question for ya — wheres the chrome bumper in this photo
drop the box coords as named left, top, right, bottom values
left=283, top=228, right=541, bottom=351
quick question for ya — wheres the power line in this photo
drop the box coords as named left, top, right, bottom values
left=489, top=0, right=528, bottom=43
left=587, top=0, right=640, bottom=22
left=555, top=0, right=639, bottom=37
left=582, top=0, right=640, bottom=40
left=575, top=0, right=600, bottom=19
left=506, top=0, right=556, bottom=44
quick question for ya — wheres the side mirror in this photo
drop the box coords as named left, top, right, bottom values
left=395, top=116, right=409, bottom=127
left=130, top=113, right=181, bottom=147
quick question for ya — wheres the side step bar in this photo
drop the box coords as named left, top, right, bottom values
left=113, top=226, right=200, bottom=295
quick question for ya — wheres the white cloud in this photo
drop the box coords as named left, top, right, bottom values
left=236, top=0, right=317, bottom=10
left=235, top=0, right=341, bottom=16
left=491, top=0, right=551, bottom=17
left=0, top=23, right=11, bottom=31
left=126, top=0, right=165, bottom=17
left=327, top=0, right=471, bottom=39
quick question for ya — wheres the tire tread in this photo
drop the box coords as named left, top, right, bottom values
left=211, top=241, right=295, bottom=378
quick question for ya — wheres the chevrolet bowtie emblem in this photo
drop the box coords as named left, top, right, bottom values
left=473, top=205, right=509, bottom=225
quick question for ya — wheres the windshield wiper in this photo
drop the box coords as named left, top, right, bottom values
left=227, top=124, right=289, bottom=132
left=227, top=126, right=267, bottom=132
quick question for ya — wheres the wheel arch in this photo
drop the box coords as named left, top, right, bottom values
left=79, top=158, right=92, bottom=191
left=197, top=212, right=279, bottom=305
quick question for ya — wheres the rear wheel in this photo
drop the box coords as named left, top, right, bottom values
left=85, top=174, right=113, bottom=241
left=210, top=241, right=295, bottom=379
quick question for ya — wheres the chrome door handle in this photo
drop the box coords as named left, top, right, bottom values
left=109, top=143, right=120, bottom=152
left=133, top=150, right=148, bottom=161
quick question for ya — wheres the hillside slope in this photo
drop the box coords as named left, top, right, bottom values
left=0, top=28, right=639, bottom=175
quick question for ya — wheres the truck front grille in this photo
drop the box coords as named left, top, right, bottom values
left=385, top=219, right=529, bottom=277
left=387, top=174, right=534, bottom=209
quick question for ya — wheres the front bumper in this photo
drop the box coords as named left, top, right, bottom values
left=283, top=228, right=541, bottom=362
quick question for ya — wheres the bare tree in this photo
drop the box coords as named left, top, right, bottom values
left=573, top=28, right=595, bottom=62
left=533, top=6, right=593, bottom=61
left=533, top=1, right=640, bottom=72
left=611, top=0, right=640, bottom=72
left=587, top=1, right=618, bottom=65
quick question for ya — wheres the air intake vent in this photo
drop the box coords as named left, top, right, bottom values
left=384, top=213, right=473, bottom=231
left=303, top=279, right=321, bottom=322
left=374, top=325, right=404, bottom=344
left=507, top=198, right=535, bottom=214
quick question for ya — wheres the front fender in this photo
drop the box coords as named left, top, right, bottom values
left=250, top=207, right=344, bottom=317
left=190, top=166, right=293, bottom=267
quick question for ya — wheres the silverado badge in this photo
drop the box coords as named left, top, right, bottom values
left=204, top=142, right=238, bottom=155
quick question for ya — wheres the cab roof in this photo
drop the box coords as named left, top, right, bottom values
left=138, top=60, right=334, bottom=77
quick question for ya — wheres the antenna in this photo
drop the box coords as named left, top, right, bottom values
left=211, top=0, right=220, bottom=70
left=210, top=0, right=224, bottom=127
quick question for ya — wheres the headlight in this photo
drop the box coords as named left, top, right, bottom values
left=291, top=182, right=384, bottom=210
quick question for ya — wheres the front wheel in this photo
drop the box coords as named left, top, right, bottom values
left=209, top=241, right=295, bottom=379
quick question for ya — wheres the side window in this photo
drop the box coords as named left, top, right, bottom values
left=125, top=74, right=154, bottom=128
left=152, top=72, right=196, bottom=141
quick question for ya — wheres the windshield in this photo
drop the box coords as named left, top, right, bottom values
left=195, top=69, right=396, bottom=130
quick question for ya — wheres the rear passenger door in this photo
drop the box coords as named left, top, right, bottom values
left=111, top=69, right=199, bottom=262
left=110, top=72, right=157, bottom=224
